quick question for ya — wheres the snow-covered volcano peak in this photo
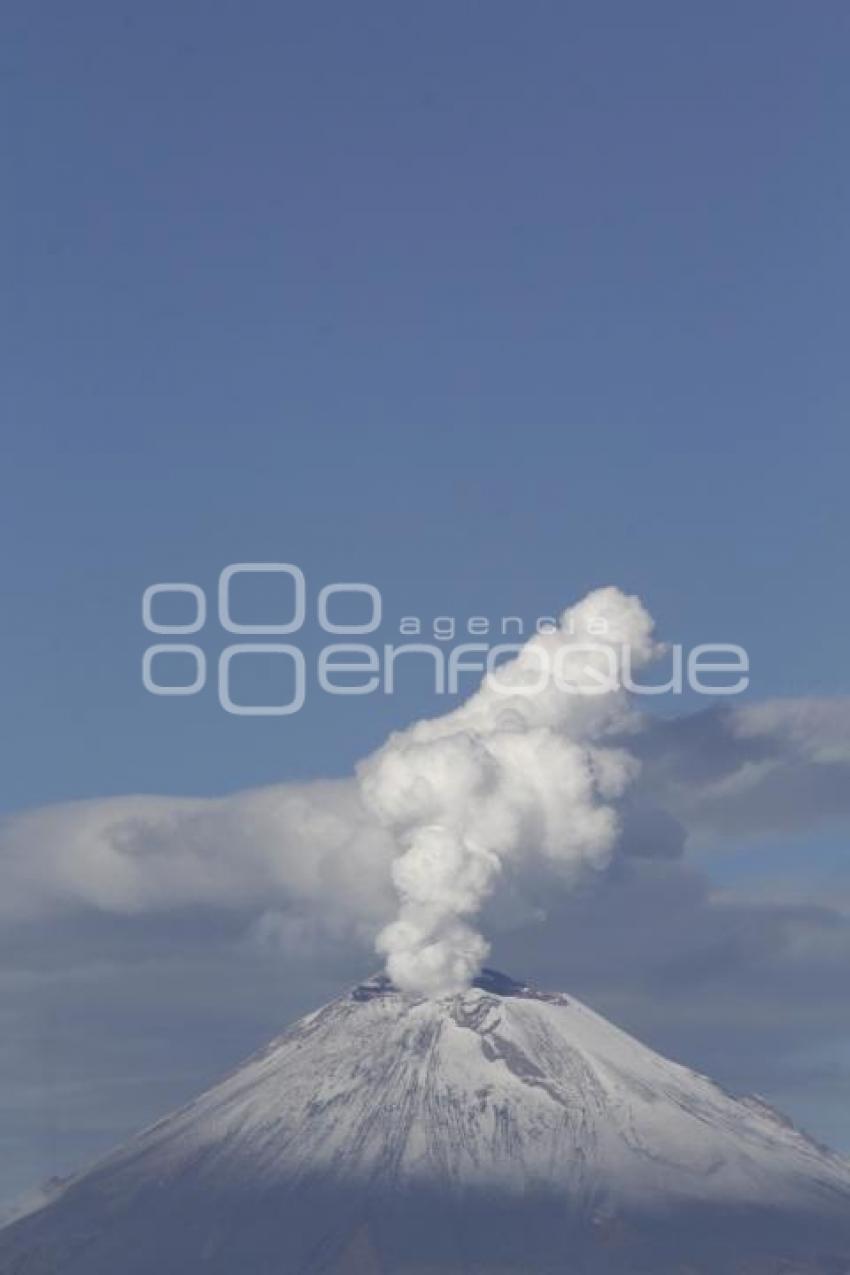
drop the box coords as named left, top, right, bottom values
left=2, top=971, right=850, bottom=1274
left=351, top=965, right=564, bottom=1003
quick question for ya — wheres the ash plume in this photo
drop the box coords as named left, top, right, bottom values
left=357, top=586, right=662, bottom=996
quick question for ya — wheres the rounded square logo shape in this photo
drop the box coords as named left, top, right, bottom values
left=218, top=564, right=306, bottom=634
left=317, top=583, right=382, bottom=634
left=143, top=584, right=206, bottom=634
left=218, top=644, right=306, bottom=715
left=143, top=645, right=207, bottom=695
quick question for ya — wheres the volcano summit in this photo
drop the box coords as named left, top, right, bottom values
left=1, top=970, right=849, bottom=1273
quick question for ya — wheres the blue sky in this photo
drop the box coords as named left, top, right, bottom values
left=3, top=0, right=849, bottom=806
left=2, top=0, right=850, bottom=1211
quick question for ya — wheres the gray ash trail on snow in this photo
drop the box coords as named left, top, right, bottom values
left=3, top=969, right=850, bottom=1275
left=357, top=586, right=663, bottom=997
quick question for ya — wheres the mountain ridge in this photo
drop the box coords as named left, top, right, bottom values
left=2, top=970, right=849, bottom=1273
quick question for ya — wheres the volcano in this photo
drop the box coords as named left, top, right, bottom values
left=1, top=970, right=849, bottom=1273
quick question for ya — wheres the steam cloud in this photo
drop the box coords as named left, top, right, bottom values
left=6, top=586, right=847, bottom=1003
left=357, top=586, right=661, bottom=996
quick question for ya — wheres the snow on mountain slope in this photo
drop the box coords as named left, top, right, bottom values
left=2, top=970, right=849, bottom=1274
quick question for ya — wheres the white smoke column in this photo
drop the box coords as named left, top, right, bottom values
left=357, top=586, right=662, bottom=996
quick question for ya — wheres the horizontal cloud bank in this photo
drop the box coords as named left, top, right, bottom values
left=1, top=621, right=848, bottom=985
